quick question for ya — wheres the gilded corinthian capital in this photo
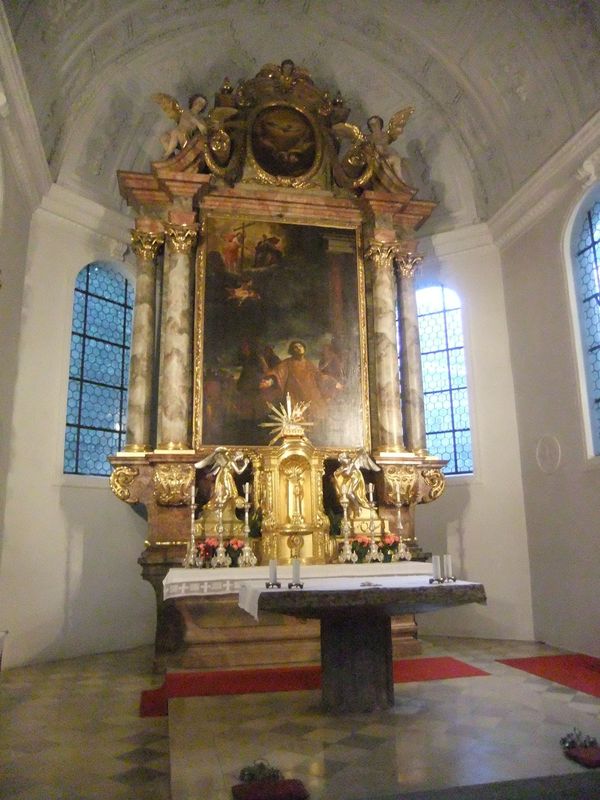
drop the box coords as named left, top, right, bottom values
left=366, top=241, right=404, bottom=272
left=130, top=229, right=164, bottom=260
left=164, top=222, right=198, bottom=253
left=396, top=252, right=423, bottom=279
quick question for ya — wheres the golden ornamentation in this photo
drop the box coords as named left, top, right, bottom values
left=383, top=464, right=420, bottom=506
left=130, top=229, right=164, bottom=260
left=164, top=223, right=198, bottom=253
left=396, top=252, right=423, bottom=279
left=366, top=241, right=405, bottom=273
left=420, top=468, right=446, bottom=503
left=109, top=466, right=139, bottom=503
left=153, top=464, right=194, bottom=506
left=259, top=393, right=313, bottom=445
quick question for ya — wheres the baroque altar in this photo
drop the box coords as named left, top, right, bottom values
left=109, top=60, right=447, bottom=670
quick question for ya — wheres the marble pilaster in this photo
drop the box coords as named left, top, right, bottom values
left=156, top=223, right=197, bottom=450
left=124, top=229, right=163, bottom=452
left=366, top=242, right=406, bottom=453
left=396, top=253, right=427, bottom=455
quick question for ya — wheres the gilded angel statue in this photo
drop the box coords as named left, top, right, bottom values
left=332, top=106, right=414, bottom=191
left=333, top=449, right=381, bottom=519
left=194, top=447, right=249, bottom=510
left=153, top=93, right=209, bottom=157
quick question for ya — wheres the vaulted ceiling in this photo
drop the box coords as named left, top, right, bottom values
left=4, top=0, right=600, bottom=232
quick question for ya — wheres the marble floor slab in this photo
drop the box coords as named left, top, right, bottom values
left=1, top=637, right=599, bottom=800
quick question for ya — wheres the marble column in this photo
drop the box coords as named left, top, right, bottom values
left=396, top=253, right=427, bottom=455
left=124, top=229, right=163, bottom=452
left=366, top=242, right=406, bottom=453
left=156, top=223, right=197, bottom=450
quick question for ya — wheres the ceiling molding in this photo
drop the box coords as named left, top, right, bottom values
left=489, top=109, right=600, bottom=250
left=0, top=4, right=51, bottom=211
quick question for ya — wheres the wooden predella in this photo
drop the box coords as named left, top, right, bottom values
left=109, top=60, right=446, bottom=671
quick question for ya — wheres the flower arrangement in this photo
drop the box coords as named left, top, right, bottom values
left=347, top=533, right=410, bottom=563
left=226, top=538, right=246, bottom=566
left=195, top=536, right=248, bottom=567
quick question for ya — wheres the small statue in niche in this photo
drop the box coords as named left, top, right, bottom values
left=332, top=449, right=380, bottom=519
left=152, top=93, right=209, bottom=157
left=195, top=447, right=249, bottom=512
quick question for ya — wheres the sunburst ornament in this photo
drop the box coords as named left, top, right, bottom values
left=259, top=393, right=314, bottom=445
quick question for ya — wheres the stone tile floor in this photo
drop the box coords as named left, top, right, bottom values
left=2, top=637, right=599, bottom=799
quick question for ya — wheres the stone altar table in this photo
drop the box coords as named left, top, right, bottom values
left=239, top=576, right=486, bottom=713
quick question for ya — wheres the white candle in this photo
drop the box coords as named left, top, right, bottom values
left=244, top=482, right=250, bottom=502
left=292, top=558, right=300, bottom=583
left=395, top=483, right=401, bottom=503
left=367, top=483, right=374, bottom=504
left=191, top=485, right=196, bottom=505
left=269, top=559, right=277, bottom=584
left=432, top=555, right=442, bottom=580
left=443, top=554, right=453, bottom=578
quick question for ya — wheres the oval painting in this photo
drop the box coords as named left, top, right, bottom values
left=251, top=105, right=316, bottom=178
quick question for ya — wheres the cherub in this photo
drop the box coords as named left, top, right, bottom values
left=365, top=108, right=414, bottom=185
left=153, top=93, right=209, bottom=157
left=332, top=106, right=414, bottom=191
left=332, top=449, right=380, bottom=519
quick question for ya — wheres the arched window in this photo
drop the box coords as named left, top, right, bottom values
left=571, top=193, right=600, bottom=455
left=64, top=262, right=134, bottom=476
left=416, top=285, right=473, bottom=475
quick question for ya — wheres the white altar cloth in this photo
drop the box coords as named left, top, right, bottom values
left=238, top=574, right=470, bottom=620
left=163, top=561, right=432, bottom=600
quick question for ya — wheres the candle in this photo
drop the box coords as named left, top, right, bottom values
left=269, top=559, right=277, bottom=584
left=432, top=555, right=442, bottom=580
left=292, top=558, right=300, bottom=583
left=367, top=483, right=374, bottom=504
left=244, top=482, right=250, bottom=503
left=443, top=554, right=453, bottom=579
left=395, top=483, right=401, bottom=503
left=191, top=485, right=196, bottom=506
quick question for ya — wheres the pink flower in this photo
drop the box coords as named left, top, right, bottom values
left=205, top=537, right=219, bottom=548
left=228, top=538, right=245, bottom=550
left=354, top=535, right=371, bottom=546
left=382, top=534, right=400, bottom=546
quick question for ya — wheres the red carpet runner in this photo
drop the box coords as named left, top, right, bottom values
left=140, top=656, right=489, bottom=717
left=498, top=653, right=600, bottom=698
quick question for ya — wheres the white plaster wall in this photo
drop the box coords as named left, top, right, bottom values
left=415, top=226, right=535, bottom=641
left=0, top=148, right=31, bottom=555
left=0, top=191, right=155, bottom=668
left=499, top=184, right=600, bottom=658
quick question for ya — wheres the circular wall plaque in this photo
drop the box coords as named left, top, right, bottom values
left=251, top=105, right=316, bottom=178
left=535, top=435, right=562, bottom=474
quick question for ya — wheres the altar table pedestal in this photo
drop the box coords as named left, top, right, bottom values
left=239, top=576, right=486, bottom=713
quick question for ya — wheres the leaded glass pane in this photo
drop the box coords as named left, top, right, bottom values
left=416, top=286, right=444, bottom=315
left=72, top=291, right=86, bottom=334
left=424, top=391, right=452, bottom=432
left=77, top=428, right=119, bottom=476
left=426, top=432, right=456, bottom=473
left=445, top=308, right=463, bottom=349
left=421, top=351, right=449, bottom=393
left=442, top=287, right=461, bottom=311
left=79, top=383, right=122, bottom=428
left=83, top=340, right=124, bottom=385
left=86, top=295, right=125, bottom=344
left=88, top=263, right=126, bottom=302
left=452, top=387, right=470, bottom=429
left=63, top=426, right=78, bottom=473
left=69, top=334, right=83, bottom=377
left=418, top=312, right=446, bottom=353
left=454, top=429, right=473, bottom=473
left=66, top=379, right=81, bottom=425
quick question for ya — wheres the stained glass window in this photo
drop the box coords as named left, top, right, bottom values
left=64, top=263, right=133, bottom=476
left=573, top=198, right=600, bottom=455
left=416, top=285, right=473, bottom=474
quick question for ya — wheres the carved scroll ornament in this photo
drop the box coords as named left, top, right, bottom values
left=109, top=465, right=140, bottom=503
